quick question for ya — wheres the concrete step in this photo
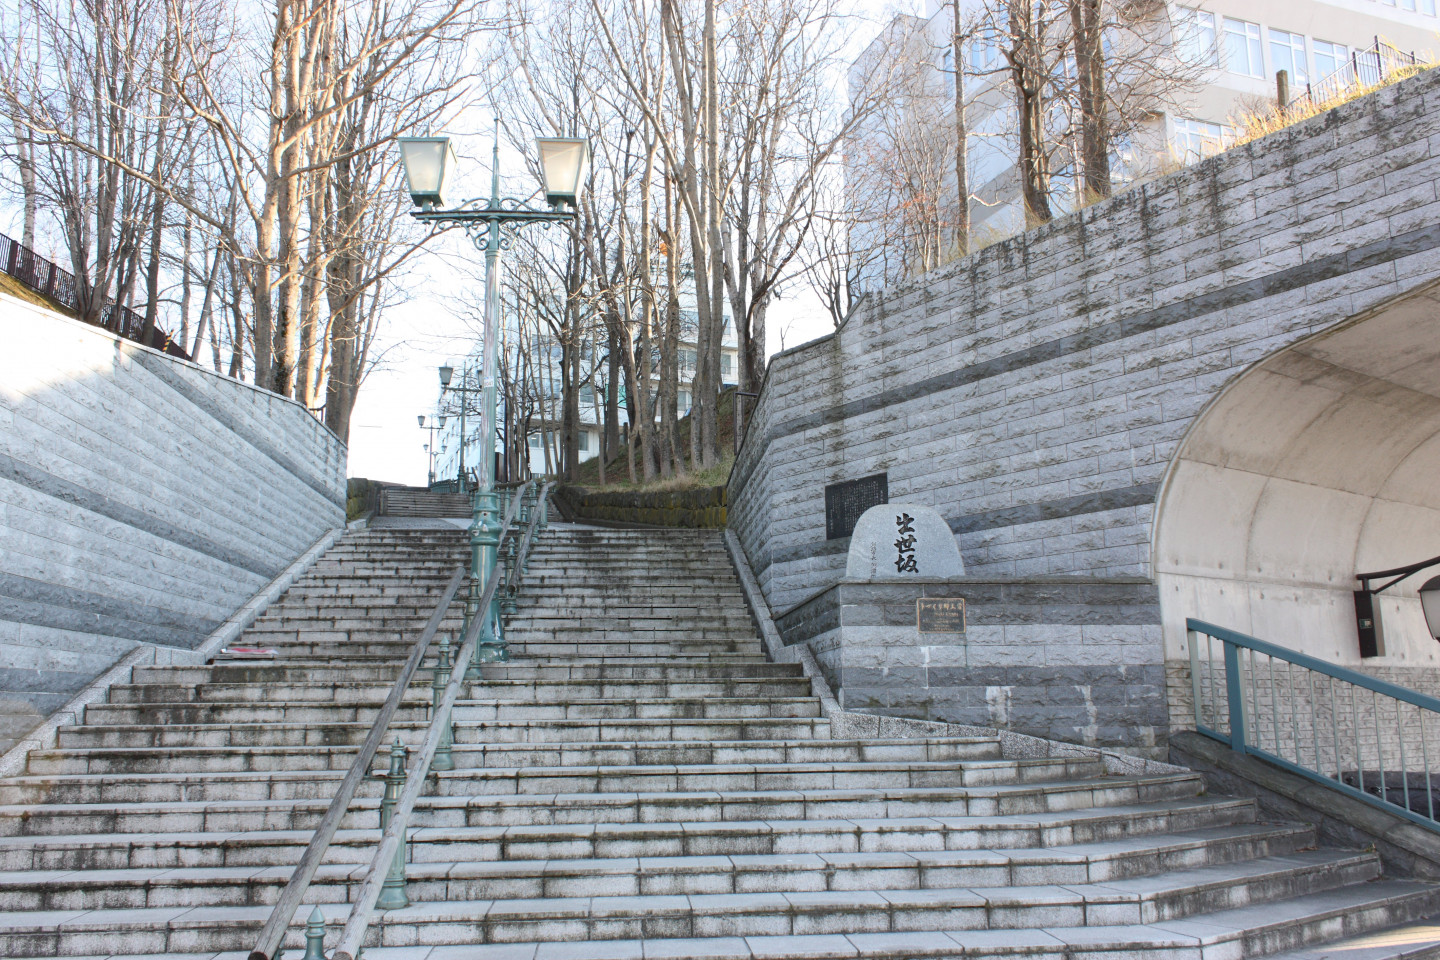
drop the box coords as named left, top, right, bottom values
left=0, top=774, right=1207, bottom=835
left=0, top=823, right=1320, bottom=911
left=53, top=715, right=836, bottom=749
left=103, top=676, right=815, bottom=705
left=0, top=756, right=1103, bottom=805
left=0, top=852, right=1408, bottom=955
left=127, top=659, right=802, bottom=686
left=0, top=798, right=1263, bottom=871
left=27, top=736, right=998, bottom=776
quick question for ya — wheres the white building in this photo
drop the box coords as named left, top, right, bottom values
left=849, top=0, right=1437, bottom=286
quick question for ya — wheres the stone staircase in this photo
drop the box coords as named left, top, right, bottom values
left=2, top=521, right=1439, bottom=959
left=378, top=486, right=471, bottom=518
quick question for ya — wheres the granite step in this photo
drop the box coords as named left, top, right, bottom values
left=25, top=735, right=998, bottom=776
left=0, top=798, right=1264, bottom=871
left=0, top=823, right=1322, bottom=911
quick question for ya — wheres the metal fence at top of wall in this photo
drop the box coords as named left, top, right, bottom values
left=0, top=232, right=189, bottom=360
left=1187, top=618, right=1440, bottom=832
left=1287, top=39, right=1431, bottom=112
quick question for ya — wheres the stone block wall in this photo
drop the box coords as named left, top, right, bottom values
left=776, top=578, right=1166, bottom=756
left=557, top=485, right=727, bottom=528
left=730, top=67, right=1440, bottom=752
left=0, top=295, right=346, bottom=749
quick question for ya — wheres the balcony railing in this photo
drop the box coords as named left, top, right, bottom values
left=1287, top=38, right=1430, bottom=113
left=1, top=232, right=189, bottom=360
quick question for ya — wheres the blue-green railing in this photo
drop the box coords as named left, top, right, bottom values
left=1187, top=618, right=1440, bottom=831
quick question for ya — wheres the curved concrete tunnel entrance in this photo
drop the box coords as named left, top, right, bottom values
left=1155, top=279, right=1440, bottom=681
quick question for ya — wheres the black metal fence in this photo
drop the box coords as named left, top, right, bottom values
left=1287, top=38, right=1430, bottom=112
left=0, top=232, right=189, bottom=360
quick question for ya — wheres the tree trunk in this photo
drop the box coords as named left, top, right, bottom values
left=952, top=0, right=970, bottom=254
left=1069, top=0, right=1110, bottom=201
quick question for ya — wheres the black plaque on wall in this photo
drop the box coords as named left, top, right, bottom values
left=824, top=472, right=888, bottom=540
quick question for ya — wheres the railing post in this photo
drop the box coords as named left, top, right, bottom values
left=302, top=906, right=328, bottom=960
left=1224, top=641, right=1248, bottom=754
left=376, top=739, right=410, bottom=910
left=1188, top=628, right=1205, bottom=731
left=430, top=637, right=454, bottom=772
left=5, top=237, right=17, bottom=276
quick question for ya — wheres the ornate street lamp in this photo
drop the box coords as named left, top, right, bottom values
left=1355, top=554, right=1440, bottom=657
left=398, top=127, right=587, bottom=663
left=438, top=363, right=478, bottom=489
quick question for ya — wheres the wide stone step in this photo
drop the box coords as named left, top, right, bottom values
left=0, top=823, right=1319, bottom=911
left=0, top=756, right=1103, bottom=805
left=103, top=676, right=815, bottom=705
left=26, top=736, right=1001, bottom=776
left=0, top=798, right=1262, bottom=871
left=74, top=695, right=822, bottom=730
left=0, top=852, right=1400, bottom=955
left=0, top=775, right=1207, bottom=835
left=54, top=716, right=834, bottom=749
left=127, top=659, right=799, bottom=686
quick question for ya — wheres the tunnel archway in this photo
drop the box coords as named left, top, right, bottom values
left=1154, top=278, right=1440, bottom=670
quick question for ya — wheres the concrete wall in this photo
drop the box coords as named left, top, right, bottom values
left=731, top=66, right=1440, bottom=752
left=0, top=294, right=346, bottom=750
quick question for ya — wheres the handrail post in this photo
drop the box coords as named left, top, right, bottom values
left=430, top=636, right=454, bottom=772
left=1188, top=628, right=1205, bottom=731
left=376, top=739, right=410, bottom=911
left=1224, top=640, right=1248, bottom=754
left=302, top=907, right=327, bottom=960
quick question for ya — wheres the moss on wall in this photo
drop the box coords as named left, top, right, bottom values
left=556, top=484, right=727, bottom=528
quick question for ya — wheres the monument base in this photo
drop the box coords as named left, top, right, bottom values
left=775, top=577, right=1167, bottom=758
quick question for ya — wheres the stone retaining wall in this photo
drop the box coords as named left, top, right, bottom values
left=0, top=295, right=346, bottom=750
left=557, top=485, right=727, bottom=528
left=729, top=67, right=1440, bottom=753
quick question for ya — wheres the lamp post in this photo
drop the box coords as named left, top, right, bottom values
left=418, top=415, right=438, bottom=487
left=438, top=363, right=480, bottom=489
left=1355, top=554, right=1440, bottom=658
left=399, top=129, right=589, bottom=662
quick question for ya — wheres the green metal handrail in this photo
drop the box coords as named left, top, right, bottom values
left=327, top=484, right=554, bottom=960
left=247, top=566, right=467, bottom=960
left=1187, top=617, right=1440, bottom=831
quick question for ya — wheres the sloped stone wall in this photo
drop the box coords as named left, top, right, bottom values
left=730, top=67, right=1440, bottom=752
left=0, top=296, right=346, bottom=750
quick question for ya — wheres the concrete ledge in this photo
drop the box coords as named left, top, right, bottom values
left=723, top=529, right=1183, bottom=777
left=0, top=525, right=343, bottom=778
left=1171, top=729, right=1440, bottom=880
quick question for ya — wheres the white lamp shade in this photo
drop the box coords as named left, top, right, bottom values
left=438, top=364, right=454, bottom=386
left=398, top=137, right=456, bottom=208
left=1421, top=576, right=1440, bottom=640
left=536, top=137, right=590, bottom=206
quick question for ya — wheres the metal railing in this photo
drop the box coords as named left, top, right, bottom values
left=247, top=480, right=553, bottom=960
left=0, top=232, right=189, bottom=359
left=1286, top=38, right=1430, bottom=112
left=1187, top=618, right=1440, bottom=832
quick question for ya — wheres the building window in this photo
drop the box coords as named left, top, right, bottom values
left=1269, top=28, right=1308, bottom=85
left=680, top=348, right=696, bottom=371
left=528, top=435, right=541, bottom=449
left=1313, top=39, right=1349, bottom=79
left=679, top=389, right=691, bottom=412
left=1223, top=18, right=1264, bottom=78
left=1173, top=117, right=1228, bottom=164
left=968, top=26, right=1001, bottom=71
left=1174, top=7, right=1218, bottom=66
left=722, top=352, right=734, bottom=378
left=578, top=431, right=590, bottom=453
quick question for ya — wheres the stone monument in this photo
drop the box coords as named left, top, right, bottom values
left=844, top=503, right=964, bottom=580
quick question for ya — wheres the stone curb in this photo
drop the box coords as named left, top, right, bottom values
left=0, top=525, right=344, bottom=779
left=721, top=530, right=1182, bottom=777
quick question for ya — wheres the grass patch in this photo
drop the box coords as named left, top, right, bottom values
left=569, top=386, right=741, bottom=493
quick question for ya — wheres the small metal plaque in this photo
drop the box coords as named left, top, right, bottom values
left=824, top=472, right=888, bottom=540
left=917, top=598, right=966, bottom=634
